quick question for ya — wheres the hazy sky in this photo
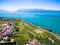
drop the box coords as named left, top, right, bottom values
left=0, top=0, right=60, bottom=11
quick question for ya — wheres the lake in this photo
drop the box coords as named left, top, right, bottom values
left=0, top=13, right=60, bottom=34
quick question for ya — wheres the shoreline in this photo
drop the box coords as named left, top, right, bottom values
left=0, top=17, right=60, bottom=39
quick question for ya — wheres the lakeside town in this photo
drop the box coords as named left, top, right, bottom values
left=0, top=18, right=60, bottom=45
left=0, top=18, right=42, bottom=45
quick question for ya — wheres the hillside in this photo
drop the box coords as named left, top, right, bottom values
left=0, top=18, right=60, bottom=45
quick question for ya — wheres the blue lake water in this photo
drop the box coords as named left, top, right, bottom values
left=0, top=13, right=60, bottom=34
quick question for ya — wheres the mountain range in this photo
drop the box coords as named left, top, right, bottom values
left=16, top=9, right=60, bottom=13
left=0, top=9, right=60, bottom=13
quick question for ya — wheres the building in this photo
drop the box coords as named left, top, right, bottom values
left=30, top=39, right=41, bottom=45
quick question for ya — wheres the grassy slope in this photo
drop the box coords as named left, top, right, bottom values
left=0, top=18, right=60, bottom=45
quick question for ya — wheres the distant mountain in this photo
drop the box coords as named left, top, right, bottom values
left=0, top=9, right=60, bottom=13
left=15, top=9, right=60, bottom=13
left=0, top=9, right=9, bottom=13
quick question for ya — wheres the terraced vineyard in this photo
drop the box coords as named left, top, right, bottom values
left=0, top=18, right=60, bottom=45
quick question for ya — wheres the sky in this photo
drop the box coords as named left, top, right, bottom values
left=0, top=0, right=60, bottom=11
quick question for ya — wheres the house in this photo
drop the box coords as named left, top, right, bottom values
left=30, top=39, right=41, bottom=45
